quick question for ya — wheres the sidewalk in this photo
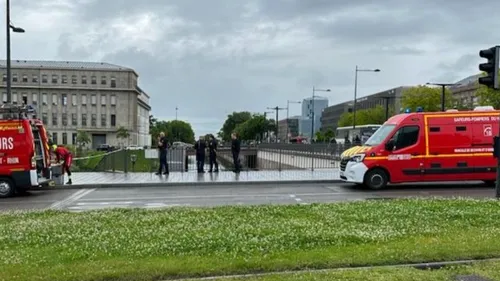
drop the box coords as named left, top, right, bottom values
left=44, top=169, right=341, bottom=189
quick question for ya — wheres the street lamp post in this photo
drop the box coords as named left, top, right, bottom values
left=353, top=66, right=380, bottom=129
left=175, top=106, right=178, bottom=120
left=426, top=82, right=459, bottom=111
left=311, top=87, right=330, bottom=142
left=6, top=0, right=25, bottom=103
left=286, top=100, right=301, bottom=142
left=267, top=106, right=286, bottom=142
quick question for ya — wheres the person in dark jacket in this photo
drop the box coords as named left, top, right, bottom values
left=194, top=136, right=207, bottom=173
left=156, top=132, right=169, bottom=175
left=208, top=134, right=219, bottom=173
left=231, top=132, right=241, bottom=173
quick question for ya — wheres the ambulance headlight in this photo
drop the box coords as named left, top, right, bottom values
left=351, top=154, right=365, bottom=163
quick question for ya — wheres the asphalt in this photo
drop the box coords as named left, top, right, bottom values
left=0, top=181, right=496, bottom=212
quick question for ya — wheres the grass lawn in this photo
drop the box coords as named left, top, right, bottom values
left=218, top=261, right=500, bottom=281
left=2, top=198, right=500, bottom=281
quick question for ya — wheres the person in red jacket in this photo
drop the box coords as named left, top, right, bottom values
left=52, top=145, right=73, bottom=185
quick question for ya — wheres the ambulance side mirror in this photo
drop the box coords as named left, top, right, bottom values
left=385, top=139, right=395, bottom=151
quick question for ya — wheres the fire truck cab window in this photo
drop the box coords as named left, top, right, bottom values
left=390, top=126, right=419, bottom=150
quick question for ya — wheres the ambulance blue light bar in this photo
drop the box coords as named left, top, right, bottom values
left=404, top=108, right=411, bottom=113
left=416, top=107, right=423, bottom=112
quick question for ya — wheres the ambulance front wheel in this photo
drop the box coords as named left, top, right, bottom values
left=364, top=169, right=389, bottom=190
left=0, top=177, right=15, bottom=198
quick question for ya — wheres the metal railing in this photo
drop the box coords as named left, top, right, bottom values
left=70, top=143, right=357, bottom=173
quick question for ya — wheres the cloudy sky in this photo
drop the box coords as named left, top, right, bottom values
left=2, top=0, right=500, bottom=136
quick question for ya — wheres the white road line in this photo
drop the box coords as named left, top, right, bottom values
left=77, top=192, right=354, bottom=202
left=48, top=188, right=96, bottom=210
left=289, top=194, right=303, bottom=203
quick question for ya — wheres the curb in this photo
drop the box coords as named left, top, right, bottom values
left=32, top=179, right=344, bottom=190
left=174, top=257, right=500, bottom=281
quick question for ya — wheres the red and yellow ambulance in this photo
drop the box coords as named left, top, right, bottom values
left=0, top=104, right=52, bottom=198
left=339, top=106, right=499, bottom=189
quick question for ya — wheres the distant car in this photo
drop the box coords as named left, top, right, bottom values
left=126, top=145, right=144, bottom=150
left=96, top=144, right=115, bottom=152
left=171, top=141, right=194, bottom=150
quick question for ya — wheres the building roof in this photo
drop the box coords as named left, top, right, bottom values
left=453, top=73, right=481, bottom=87
left=303, top=96, right=328, bottom=101
left=0, top=60, right=133, bottom=71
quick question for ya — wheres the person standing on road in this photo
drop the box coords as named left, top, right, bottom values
left=231, top=132, right=241, bottom=173
left=208, top=134, right=219, bottom=173
left=52, top=144, right=73, bottom=185
left=194, top=136, right=207, bottom=173
left=156, top=132, right=169, bottom=175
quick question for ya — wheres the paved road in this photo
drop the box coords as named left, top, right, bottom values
left=0, top=181, right=495, bottom=212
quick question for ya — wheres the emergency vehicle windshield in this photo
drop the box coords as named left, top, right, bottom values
left=364, top=124, right=396, bottom=146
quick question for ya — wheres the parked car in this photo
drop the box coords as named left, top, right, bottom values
left=126, top=145, right=144, bottom=150
left=96, top=144, right=115, bottom=152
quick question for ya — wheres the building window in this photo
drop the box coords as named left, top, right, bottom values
left=82, top=94, right=87, bottom=105
left=82, top=114, right=87, bottom=126
left=101, top=94, right=106, bottom=106
left=72, top=133, right=77, bottom=145
left=22, top=75, right=28, bottom=82
left=32, top=93, right=38, bottom=104
left=62, top=113, right=68, bottom=126
left=42, top=75, right=48, bottom=83
left=51, top=75, right=58, bottom=83
left=12, top=92, right=17, bottom=104
left=52, top=94, right=57, bottom=105
left=42, top=93, right=47, bottom=105
left=91, top=94, right=96, bottom=105
left=101, top=114, right=106, bottom=127
left=72, top=113, right=77, bottom=126
left=42, top=113, right=48, bottom=124
left=81, top=75, right=87, bottom=84
left=91, top=114, right=97, bottom=127
left=72, top=94, right=77, bottom=106
left=91, top=76, right=96, bottom=84
left=62, top=133, right=67, bottom=145
left=110, top=77, right=116, bottom=88
left=61, top=75, right=67, bottom=84
left=32, top=75, right=38, bottom=83
left=52, top=113, right=58, bottom=126
left=101, top=76, right=106, bottom=85
left=71, top=75, right=77, bottom=84
left=111, top=114, right=116, bottom=127
left=12, top=74, right=18, bottom=82
left=2, top=74, right=6, bottom=82
left=110, top=95, right=116, bottom=106
left=2, top=92, right=6, bottom=103
left=52, top=133, right=58, bottom=144
left=21, top=93, right=27, bottom=104
left=62, top=94, right=67, bottom=106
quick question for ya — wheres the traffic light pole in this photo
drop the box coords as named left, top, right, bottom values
left=479, top=45, right=500, bottom=198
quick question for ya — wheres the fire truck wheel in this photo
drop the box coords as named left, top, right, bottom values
left=0, top=177, right=15, bottom=198
left=364, top=169, right=388, bottom=190
left=483, top=180, right=495, bottom=187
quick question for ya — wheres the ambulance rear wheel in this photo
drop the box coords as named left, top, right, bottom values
left=483, top=180, right=495, bottom=187
left=364, top=169, right=388, bottom=190
left=0, top=177, right=15, bottom=198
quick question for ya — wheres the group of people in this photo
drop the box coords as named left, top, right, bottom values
left=155, top=132, right=242, bottom=175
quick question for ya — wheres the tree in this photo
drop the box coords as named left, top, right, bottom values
left=219, top=111, right=252, bottom=141
left=324, top=129, right=335, bottom=141
left=76, top=130, right=90, bottom=148
left=337, top=105, right=388, bottom=127
left=235, top=114, right=270, bottom=141
left=315, top=131, right=325, bottom=142
left=116, top=126, right=130, bottom=147
left=401, top=85, right=453, bottom=112
left=149, top=115, right=158, bottom=128
left=476, top=72, right=500, bottom=108
left=150, top=120, right=195, bottom=144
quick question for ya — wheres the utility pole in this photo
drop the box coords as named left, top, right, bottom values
left=267, top=106, right=286, bottom=142
left=5, top=0, right=25, bottom=103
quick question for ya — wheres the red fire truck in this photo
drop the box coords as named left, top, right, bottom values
left=339, top=106, right=499, bottom=189
left=0, top=104, right=52, bottom=198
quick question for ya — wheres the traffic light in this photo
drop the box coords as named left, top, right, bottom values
left=478, top=46, right=500, bottom=89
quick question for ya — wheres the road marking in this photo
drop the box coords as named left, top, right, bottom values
left=289, top=194, right=303, bottom=203
left=47, top=188, right=96, bottom=210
